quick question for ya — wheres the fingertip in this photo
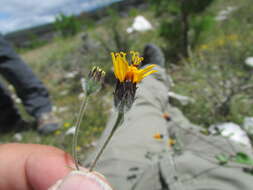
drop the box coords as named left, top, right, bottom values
left=49, top=171, right=113, bottom=190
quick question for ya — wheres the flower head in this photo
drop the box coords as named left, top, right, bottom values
left=111, top=51, right=157, bottom=83
left=111, top=51, right=157, bottom=112
left=82, top=66, right=105, bottom=96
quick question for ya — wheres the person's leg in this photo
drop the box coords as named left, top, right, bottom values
left=0, top=36, right=51, bottom=118
left=85, top=44, right=253, bottom=190
left=0, top=35, right=59, bottom=134
left=0, top=82, right=23, bottom=132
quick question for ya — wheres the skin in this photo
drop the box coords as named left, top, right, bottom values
left=0, top=143, right=75, bottom=190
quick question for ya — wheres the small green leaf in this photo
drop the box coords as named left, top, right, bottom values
left=200, top=129, right=210, bottom=136
left=233, top=152, right=253, bottom=166
left=215, top=154, right=229, bottom=165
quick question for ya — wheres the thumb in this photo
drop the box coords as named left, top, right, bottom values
left=49, top=170, right=113, bottom=190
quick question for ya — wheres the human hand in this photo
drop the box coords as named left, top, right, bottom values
left=0, top=143, right=112, bottom=190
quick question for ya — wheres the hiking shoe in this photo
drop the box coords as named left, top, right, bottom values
left=142, top=43, right=165, bottom=67
left=37, top=112, right=60, bottom=135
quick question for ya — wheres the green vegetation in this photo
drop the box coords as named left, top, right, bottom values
left=1, top=0, right=253, bottom=160
left=150, top=0, right=215, bottom=59
left=172, top=0, right=253, bottom=126
left=55, top=13, right=82, bottom=37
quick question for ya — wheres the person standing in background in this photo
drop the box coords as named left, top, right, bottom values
left=0, top=34, right=59, bottom=134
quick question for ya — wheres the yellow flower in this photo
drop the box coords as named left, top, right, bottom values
left=199, top=44, right=209, bottom=51
left=64, top=122, right=71, bottom=128
left=153, top=133, right=164, bottom=140
left=76, top=146, right=81, bottom=152
left=112, top=51, right=157, bottom=112
left=111, top=51, right=157, bottom=83
left=54, top=130, right=61, bottom=135
left=168, top=138, right=176, bottom=146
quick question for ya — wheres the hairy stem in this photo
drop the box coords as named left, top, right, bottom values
left=72, top=96, right=89, bottom=170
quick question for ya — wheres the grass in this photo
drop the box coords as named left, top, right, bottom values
left=170, top=0, right=253, bottom=127
left=1, top=0, right=253, bottom=162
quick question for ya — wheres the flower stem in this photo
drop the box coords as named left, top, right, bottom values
left=89, top=111, right=124, bottom=172
left=72, top=96, right=89, bottom=170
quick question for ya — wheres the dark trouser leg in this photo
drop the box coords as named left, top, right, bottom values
left=0, top=36, right=52, bottom=118
left=0, top=82, right=21, bottom=127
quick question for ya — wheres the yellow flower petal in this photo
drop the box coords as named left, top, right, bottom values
left=111, top=53, right=120, bottom=80
left=138, top=64, right=156, bottom=75
left=142, top=70, right=157, bottom=78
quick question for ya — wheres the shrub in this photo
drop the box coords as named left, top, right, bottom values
left=54, top=13, right=82, bottom=37
left=150, top=0, right=215, bottom=59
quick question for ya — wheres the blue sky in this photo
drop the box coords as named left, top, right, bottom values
left=0, top=0, right=121, bottom=34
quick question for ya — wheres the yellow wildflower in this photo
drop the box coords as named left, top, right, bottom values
left=153, top=133, right=164, bottom=140
left=199, top=44, right=209, bottom=51
left=76, top=146, right=81, bottom=152
left=168, top=138, right=176, bottom=146
left=54, top=130, right=61, bottom=135
left=111, top=51, right=157, bottom=83
left=64, top=122, right=71, bottom=128
left=112, top=51, right=157, bottom=112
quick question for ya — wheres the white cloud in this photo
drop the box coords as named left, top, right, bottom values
left=0, top=0, right=119, bottom=34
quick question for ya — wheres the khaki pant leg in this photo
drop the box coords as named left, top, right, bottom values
left=85, top=66, right=170, bottom=190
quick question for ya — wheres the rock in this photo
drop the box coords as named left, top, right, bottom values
left=58, top=106, right=69, bottom=113
left=91, top=141, right=98, bottom=147
left=242, top=117, right=253, bottom=136
left=168, top=92, right=195, bottom=106
left=13, top=133, right=23, bottom=141
left=245, top=57, right=253, bottom=67
left=65, top=126, right=76, bottom=135
left=8, top=85, right=14, bottom=91
left=209, top=122, right=251, bottom=147
left=65, top=71, right=79, bottom=79
left=52, top=106, right=58, bottom=112
left=127, top=15, right=153, bottom=33
left=78, top=92, right=85, bottom=100
left=215, top=6, right=237, bottom=21
left=59, top=90, right=69, bottom=96
left=11, top=94, right=21, bottom=104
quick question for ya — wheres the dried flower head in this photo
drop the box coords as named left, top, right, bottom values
left=82, top=66, right=105, bottom=96
left=112, top=51, right=157, bottom=112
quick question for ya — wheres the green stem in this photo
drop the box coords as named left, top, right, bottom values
left=89, top=111, right=124, bottom=172
left=72, top=96, right=89, bottom=170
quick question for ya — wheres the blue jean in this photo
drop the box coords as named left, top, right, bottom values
left=0, top=35, right=52, bottom=127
